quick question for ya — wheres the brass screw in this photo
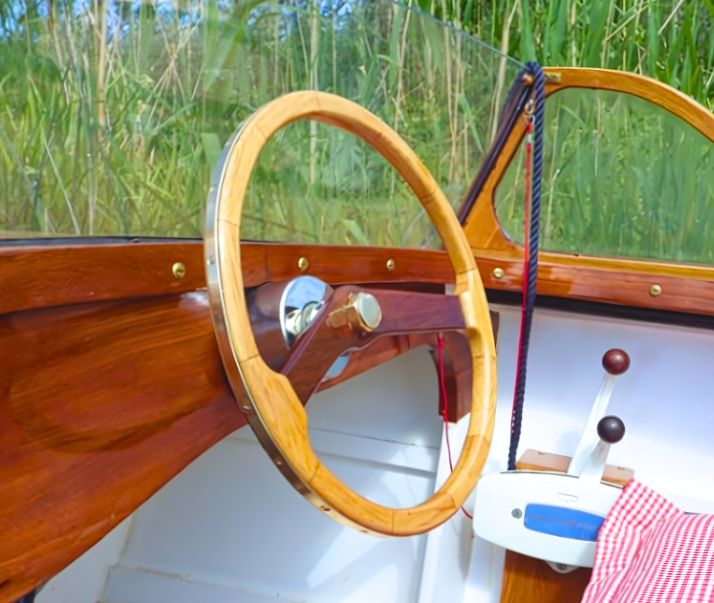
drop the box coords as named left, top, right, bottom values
left=386, top=259, right=395, bottom=271
left=298, top=257, right=309, bottom=272
left=172, top=262, right=186, bottom=279
left=649, top=284, right=662, bottom=297
left=492, top=267, right=505, bottom=279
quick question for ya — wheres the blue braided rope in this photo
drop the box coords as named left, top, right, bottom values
left=507, top=62, right=545, bottom=471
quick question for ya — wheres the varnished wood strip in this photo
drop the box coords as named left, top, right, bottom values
left=260, top=243, right=455, bottom=287
left=475, top=251, right=714, bottom=317
left=0, top=241, right=206, bottom=318
left=7, top=235, right=714, bottom=323
left=0, top=241, right=454, bottom=318
left=517, top=449, right=633, bottom=487
left=0, top=294, right=245, bottom=603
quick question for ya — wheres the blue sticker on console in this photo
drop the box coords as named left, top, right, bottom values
left=523, top=504, right=605, bottom=541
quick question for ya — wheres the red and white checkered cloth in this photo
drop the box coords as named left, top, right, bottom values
left=581, top=480, right=714, bottom=603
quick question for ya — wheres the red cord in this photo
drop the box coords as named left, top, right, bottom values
left=436, top=335, right=473, bottom=520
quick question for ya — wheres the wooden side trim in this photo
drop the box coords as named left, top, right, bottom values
left=462, top=67, right=714, bottom=318
left=6, top=236, right=714, bottom=320
left=475, top=251, right=714, bottom=318
left=0, top=294, right=244, bottom=603
left=0, top=241, right=453, bottom=317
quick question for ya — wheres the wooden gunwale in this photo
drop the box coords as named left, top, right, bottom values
left=5, top=235, right=714, bottom=320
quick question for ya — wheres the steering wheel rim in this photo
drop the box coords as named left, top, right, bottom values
left=205, top=91, right=497, bottom=537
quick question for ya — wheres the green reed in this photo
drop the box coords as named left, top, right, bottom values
left=0, top=0, right=519, bottom=246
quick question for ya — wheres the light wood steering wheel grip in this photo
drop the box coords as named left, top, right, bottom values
left=205, top=91, right=497, bottom=537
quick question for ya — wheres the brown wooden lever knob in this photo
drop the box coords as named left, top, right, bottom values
left=602, top=348, right=630, bottom=375
left=597, top=416, right=626, bottom=444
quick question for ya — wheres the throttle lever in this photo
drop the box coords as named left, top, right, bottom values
left=568, top=349, right=629, bottom=480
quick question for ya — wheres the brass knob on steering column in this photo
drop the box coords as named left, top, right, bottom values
left=327, top=292, right=382, bottom=333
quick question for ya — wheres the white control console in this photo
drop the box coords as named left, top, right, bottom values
left=473, top=349, right=631, bottom=570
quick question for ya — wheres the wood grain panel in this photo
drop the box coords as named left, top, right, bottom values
left=0, top=294, right=245, bottom=603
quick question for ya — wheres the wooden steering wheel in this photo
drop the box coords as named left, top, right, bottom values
left=205, top=91, right=497, bottom=537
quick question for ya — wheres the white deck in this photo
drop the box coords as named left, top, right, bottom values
left=38, top=303, right=714, bottom=603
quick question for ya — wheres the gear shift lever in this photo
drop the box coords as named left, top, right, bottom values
left=568, top=349, right=629, bottom=479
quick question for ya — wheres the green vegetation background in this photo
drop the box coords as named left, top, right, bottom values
left=2, top=0, right=713, bottom=262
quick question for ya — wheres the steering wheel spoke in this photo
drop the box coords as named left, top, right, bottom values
left=281, top=285, right=466, bottom=404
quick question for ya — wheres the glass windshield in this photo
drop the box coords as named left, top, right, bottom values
left=495, top=88, right=714, bottom=264
left=1, top=0, right=522, bottom=245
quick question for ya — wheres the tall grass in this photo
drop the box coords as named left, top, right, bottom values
left=0, top=0, right=521, bottom=246
left=429, top=0, right=714, bottom=110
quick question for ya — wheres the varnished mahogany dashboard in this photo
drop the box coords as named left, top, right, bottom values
left=0, top=238, right=462, bottom=602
